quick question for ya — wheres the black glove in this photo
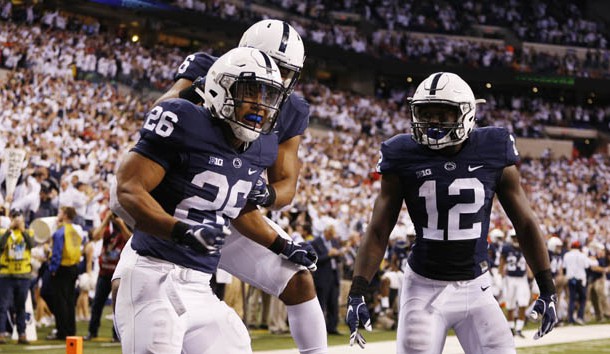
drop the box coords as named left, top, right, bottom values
left=178, top=76, right=206, bottom=104
left=171, top=221, right=225, bottom=255
left=529, top=293, right=558, bottom=339
left=346, top=276, right=372, bottom=348
left=247, top=177, right=276, bottom=207
left=529, top=270, right=559, bottom=339
left=269, top=235, right=317, bottom=271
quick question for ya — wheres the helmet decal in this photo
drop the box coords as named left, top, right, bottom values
left=428, top=72, right=444, bottom=95
left=279, top=21, right=290, bottom=53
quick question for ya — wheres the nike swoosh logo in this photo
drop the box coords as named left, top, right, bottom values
left=468, top=165, right=484, bottom=172
left=481, top=285, right=490, bottom=291
left=248, top=168, right=257, bottom=175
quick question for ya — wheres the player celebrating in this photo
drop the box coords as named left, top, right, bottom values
left=346, top=72, right=558, bottom=353
left=113, top=19, right=328, bottom=354
left=113, top=47, right=316, bottom=354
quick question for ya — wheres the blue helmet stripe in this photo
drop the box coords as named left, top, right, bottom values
left=278, top=22, right=289, bottom=53
left=428, top=72, right=444, bottom=95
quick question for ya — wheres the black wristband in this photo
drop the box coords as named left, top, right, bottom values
left=178, top=85, right=204, bottom=104
left=170, top=221, right=190, bottom=243
left=261, top=184, right=277, bottom=208
left=268, top=234, right=286, bottom=254
left=534, top=269, right=556, bottom=295
left=349, top=275, right=369, bottom=297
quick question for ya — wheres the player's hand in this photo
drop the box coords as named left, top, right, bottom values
left=529, top=293, right=558, bottom=339
left=173, top=222, right=226, bottom=255
left=346, top=295, right=372, bottom=348
left=280, top=240, right=318, bottom=271
left=247, top=177, right=276, bottom=207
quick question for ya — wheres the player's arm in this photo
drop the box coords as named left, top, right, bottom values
left=496, top=165, right=550, bottom=275
left=265, top=135, right=302, bottom=209
left=115, top=152, right=175, bottom=239
left=497, top=164, right=558, bottom=338
left=231, top=204, right=317, bottom=271
left=347, top=173, right=403, bottom=347
left=231, top=204, right=277, bottom=246
left=353, top=174, right=404, bottom=282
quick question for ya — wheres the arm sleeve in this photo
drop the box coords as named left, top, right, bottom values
left=504, top=131, right=520, bottom=166
left=23, top=230, right=35, bottom=249
left=49, top=231, right=64, bottom=273
left=132, top=99, right=197, bottom=170
left=174, top=52, right=216, bottom=82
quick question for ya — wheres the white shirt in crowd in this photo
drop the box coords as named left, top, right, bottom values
left=563, top=248, right=591, bottom=284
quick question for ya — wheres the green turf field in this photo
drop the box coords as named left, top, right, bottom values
left=0, top=307, right=607, bottom=354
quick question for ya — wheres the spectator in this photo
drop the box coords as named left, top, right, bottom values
left=586, top=242, right=610, bottom=322
left=563, top=240, right=590, bottom=325
left=46, top=206, right=83, bottom=340
left=85, top=210, right=129, bottom=342
left=311, top=219, right=343, bottom=335
left=0, top=209, right=34, bottom=344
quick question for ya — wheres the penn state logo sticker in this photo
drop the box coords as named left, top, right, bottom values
left=233, top=158, right=242, bottom=168
left=444, top=162, right=456, bottom=171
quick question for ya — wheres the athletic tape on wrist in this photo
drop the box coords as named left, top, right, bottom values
left=534, top=269, right=556, bottom=296
left=349, top=276, right=369, bottom=297
left=171, top=221, right=190, bottom=243
left=268, top=234, right=286, bottom=254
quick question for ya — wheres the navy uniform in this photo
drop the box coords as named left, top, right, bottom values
left=166, top=52, right=312, bottom=297
left=378, top=127, right=518, bottom=280
left=501, top=243, right=530, bottom=310
left=377, top=127, right=518, bottom=353
left=114, top=99, right=277, bottom=354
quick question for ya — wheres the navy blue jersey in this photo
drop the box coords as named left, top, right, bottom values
left=377, top=127, right=519, bottom=281
left=549, top=250, right=564, bottom=278
left=130, top=99, right=278, bottom=273
left=393, top=242, right=409, bottom=272
left=501, top=244, right=527, bottom=277
left=488, top=242, right=502, bottom=269
left=175, top=52, right=309, bottom=143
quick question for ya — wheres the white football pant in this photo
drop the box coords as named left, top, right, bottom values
left=504, top=276, right=531, bottom=310
left=397, top=265, right=515, bottom=354
left=114, top=254, right=251, bottom=354
left=113, top=216, right=303, bottom=297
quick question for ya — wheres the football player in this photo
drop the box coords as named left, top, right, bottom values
left=346, top=72, right=558, bottom=353
left=112, top=47, right=317, bottom=354
left=488, top=228, right=506, bottom=299
left=116, top=19, right=328, bottom=354
left=499, top=230, right=531, bottom=338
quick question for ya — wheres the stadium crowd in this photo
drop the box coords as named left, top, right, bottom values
left=172, top=0, right=610, bottom=78
left=0, top=0, right=609, bottom=344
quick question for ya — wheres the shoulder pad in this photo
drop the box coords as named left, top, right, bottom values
left=138, top=99, right=209, bottom=151
left=175, top=52, right=218, bottom=82
left=376, top=134, right=416, bottom=174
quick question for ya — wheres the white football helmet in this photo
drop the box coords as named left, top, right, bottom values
left=547, top=236, right=563, bottom=253
left=204, top=47, right=285, bottom=143
left=409, top=72, right=486, bottom=149
left=239, top=19, right=305, bottom=94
